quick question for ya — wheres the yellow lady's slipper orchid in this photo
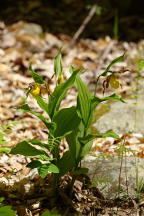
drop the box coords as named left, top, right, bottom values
left=109, top=74, right=120, bottom=89
left=29, top=83, right=41, bottom=96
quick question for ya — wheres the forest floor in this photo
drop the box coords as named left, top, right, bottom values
left=1, top=20, right=144, bottom=215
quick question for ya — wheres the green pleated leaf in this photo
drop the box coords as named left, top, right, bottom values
left=38, top=163, right=59, bottom=178
left=100, top=54, right=125, bottom=77
left=28, top=139, right=48, bottom=149
left=80, top=140, right=93, bottom=158
left=91, top=93, right=125, bottom=110
left=76, top=75, right=92, bottom=128
left=29, top=65, right=43, bottom=84
left=57, top=151, right=76, bottom=177
left=48, top=67, right=81, bottom=119
left=66, top=129, right=81, bottom=162
left=101, top=93, right=125, bottom=103
left=79, top=130, right=119, bottom=158
left=16, top=104, right=54, bottom=130
left=53, top=106, right=81, bottom=137
left=47, top=163, right=59, bottom=173
left=10, top=141, right=47, bottom=157
left=17, top=103, right=31, bottom=111
left=28, top=139, right=56, bottom=153
left=0, top=206, right=16, bottom=216
left=34, top=95, right=49, bottom=114
left=27, top=160, right=42, bottom=168
left=79, top=130, right=119, bottom=145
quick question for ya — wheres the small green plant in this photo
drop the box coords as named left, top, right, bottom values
left=135, top=157, right=144, bottom=200
left=134, top=59, right=144, bottom=201
left=136, top=176, right=144, bottom=200
left=0, top=122, right=19, bottom=153
left=10, top=52, right=125, bottom=201
left=89, top=176, right=111, bottom=191
left=115, top=138, right=139, bottom=200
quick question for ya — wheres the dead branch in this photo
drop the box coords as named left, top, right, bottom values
left=70, top=4, right=97, bottom=46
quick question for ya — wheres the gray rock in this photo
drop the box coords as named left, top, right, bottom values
left=20, top=23, right=43, bottom=35
left=82, top=155, right=144, bottom=199
left=94, top=80, right=144, bottom=134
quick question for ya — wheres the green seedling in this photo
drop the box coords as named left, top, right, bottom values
left=136, top=176, right=144, bottom=200
left=89, top=177, right=111, bottom=191
left=135, top=156, right=144, bottom=200
left=0, top=122, right=19, bottom=153
left=10, top=52, right=125, bottom=198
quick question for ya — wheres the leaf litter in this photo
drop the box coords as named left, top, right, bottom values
left=0, top=20, right=144, bottom=215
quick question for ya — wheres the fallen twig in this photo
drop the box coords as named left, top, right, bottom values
left=70, top=4, right=97, bottom=46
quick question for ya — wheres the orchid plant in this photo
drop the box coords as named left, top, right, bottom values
left=10, top=52, right=125, bottom=194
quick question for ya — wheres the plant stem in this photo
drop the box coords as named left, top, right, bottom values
left=69, top=162, right=79, bottom=197
left=53, top=174, right=59, bottom=193
left=124, top=139, right=129, bottom=196
left=69, top=174, right=77, bottom=197
left=118, top=143, right=124, bottom=198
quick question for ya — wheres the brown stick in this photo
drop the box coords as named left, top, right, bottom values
left=70, top=4, right=97, bottom=46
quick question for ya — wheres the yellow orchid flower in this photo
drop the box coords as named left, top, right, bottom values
left=109, top=73, right=120, bottom=89
left=26, top=82, right=52, bottom=97
left=28, top=83, right=41, bottom=97
left=30, top=83, right=41, bottom=96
